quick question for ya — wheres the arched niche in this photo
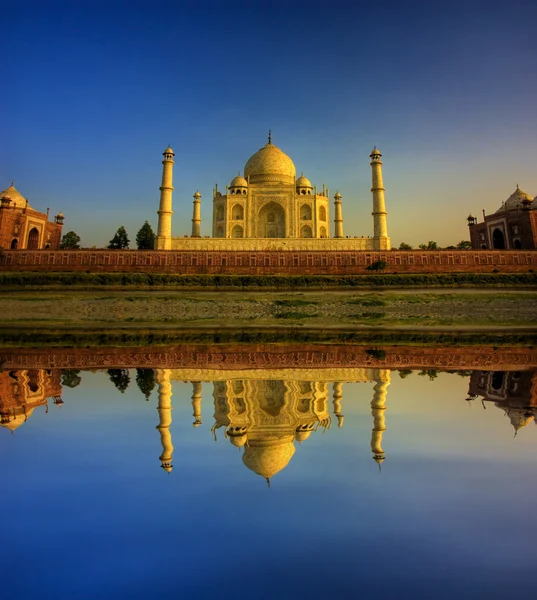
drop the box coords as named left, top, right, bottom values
left=300, top=224, right=312, bottom=238
left=231, top=224, right=244, bottom=238
left=300, top=204, right=312, bottom=220
left=319, top=226, right=327, bottom=238
left=216, top=205, right=225, bottom=221
left=257, top=201, right=285, bottom=238
left=319, top=206, right=327, bottom=221
left=216, top=225, right=224, bottom=238
left=232, top=204, right=244, bottom=220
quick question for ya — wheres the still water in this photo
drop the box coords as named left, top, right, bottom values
left=1, top=357, right=536, bottom=599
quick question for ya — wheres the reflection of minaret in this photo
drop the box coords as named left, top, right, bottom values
left=332, top=382, right=344, bottom=427
left=191, top=381, right=202, bottom=427
left=156, top=369, right=173, bottom=472
left=371, top=371, right=390, bottom=469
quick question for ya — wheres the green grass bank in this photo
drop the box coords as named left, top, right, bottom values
left=1, top=271, right=537, bottom=289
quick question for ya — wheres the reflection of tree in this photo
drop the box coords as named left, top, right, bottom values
left=398, top=370, right=412, bottom=379
left=136, top=368, right=155, bottom=400
left=61, top=369, right=82, bottom=388
left=108, top=369, right=130, bottom=394
left=418, top=369, right=439, bottom=381
left=454, top=370, right=473, bottom=377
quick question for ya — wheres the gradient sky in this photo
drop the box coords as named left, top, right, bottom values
left=3, top=0, right=537, bottom=248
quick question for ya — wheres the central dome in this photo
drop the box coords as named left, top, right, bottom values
left=244, top=141, right=296, bottom=184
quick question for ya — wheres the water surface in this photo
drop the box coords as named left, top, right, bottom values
left=1, top=361, right=536, bottom=599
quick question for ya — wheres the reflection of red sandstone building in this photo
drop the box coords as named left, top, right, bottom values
left=467, top=370, right=537, bottom=434
left=468, top=186, right=537, bottom=249
left=0, top=369, right=62, bottom=432
left=0, top=182, right=64, bottom=249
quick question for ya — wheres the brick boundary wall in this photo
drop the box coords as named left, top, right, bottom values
left=1, top=249, right=537, bottom=274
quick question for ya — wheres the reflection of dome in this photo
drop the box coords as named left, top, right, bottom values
left=242, top=436, right=295, bottom=480
left=294, top=430, right=312, bottom=443
left=229, top=433, right=248, bottom=448
left=496, top=185, right=533, bottom=212
left=296, top=174, right=312, bottom=188
left=230, top=175, right=248, bottom=188
left=0, top=409, right=34, bottom=431
left=244, top=141, right=296, bottom=184
left=499, top=406, right=535, bottom=432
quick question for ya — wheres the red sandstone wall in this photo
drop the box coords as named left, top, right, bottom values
left=1, top=249, right=537, bottom=274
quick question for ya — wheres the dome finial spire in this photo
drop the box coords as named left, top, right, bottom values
left=268, top=129, right=272, bottom=144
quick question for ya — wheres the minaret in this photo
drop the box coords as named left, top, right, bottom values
left=370, top=370, right=390, bottom=469
left=334, top=192, right=344, bottom=239
left=191, top=381, right=202, bottom=427
left=191, top=191, right=201, bottom=238
left=370, top=147, right=391, bottom=250
left=156, top=369, right=174, bottom=472
left=332, top=382, right=344, bottom=427
left=156, top=146, right=175, bottom=250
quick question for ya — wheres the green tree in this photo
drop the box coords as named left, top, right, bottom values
left=418, top=241, right=438, bottom=250
left=398, top=369, right=413, bottom=379
left=456, top=240, right=472, bottom=250
left=108, top=226, right=130, bottom=249
left=60, top=231, right=81, bottom=249
left=108, top=369, right=130, bottom=393
left=366, top=260, right=387, bottom=271
left=136, top=368, right=156, bottom=400
left=398, top=242, right=413, bottom=250
left=61, top=369, right=82, bottom=388
left=136, top=221, right=156, bottom=250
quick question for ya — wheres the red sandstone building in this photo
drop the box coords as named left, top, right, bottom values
left=468, top=186, right=537, bottom=249
left=0, top=182, right=64, bottom=249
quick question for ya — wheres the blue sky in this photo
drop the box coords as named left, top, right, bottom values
left=3, top=0, right=537, bottom=247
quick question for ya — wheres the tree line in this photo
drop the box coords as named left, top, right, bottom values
left=59, top=222, right=156, bottom=250
left=60, top=225, right=472, bottom=252
left=398, top=241, right=472, bottom=250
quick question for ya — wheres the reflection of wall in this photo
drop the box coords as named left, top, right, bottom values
left=0, top=369, right=62, bottom=431
left=468, top=371, right=537, bottom=433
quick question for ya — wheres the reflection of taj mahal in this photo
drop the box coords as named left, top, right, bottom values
left=155, top=369, right=391, bottom=482
left=156, top=134, right=390, bottom=250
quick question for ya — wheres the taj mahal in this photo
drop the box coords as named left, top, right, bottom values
left=156, top=133, right=391, bottom=251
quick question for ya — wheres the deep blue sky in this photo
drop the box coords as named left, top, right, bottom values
left=3, top=0, right=537, bottom=247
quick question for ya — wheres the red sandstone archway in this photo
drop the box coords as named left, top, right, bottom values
left=11, top=238, right=18, bottom=249
left=27, top=227, right=39, bottom=249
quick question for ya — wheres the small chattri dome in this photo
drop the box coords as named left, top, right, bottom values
left=163, top=146, right=174, bottom=155
left=370, top=146, right=381, bottom=156
left=296, top=174, right=312, bottom=188
left=334, top=191, right=342, bottom=199
left=193, top=190, right=201, bottom=198
left=230, top=174, right=248, bottom=188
